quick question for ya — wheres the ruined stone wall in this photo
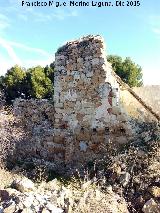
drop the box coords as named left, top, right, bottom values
left=13, top=99, right=63, bottom=164
left=54, top=35, right=136, bottom=165
left=0, top=91, right=5, bottom=109
left=13, top=35, right=159, bottom=167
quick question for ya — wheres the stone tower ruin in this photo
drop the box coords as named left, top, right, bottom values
left=54, top=35, right=135, bottom=165
left=13, top=35, right=159, bottom=168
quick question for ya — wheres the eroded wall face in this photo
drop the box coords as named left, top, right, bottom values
left=12, top=36, right=159, bottom=166
left=54, top=36, right=133, bottom=164
left=13, top=99, right=58, bottom=162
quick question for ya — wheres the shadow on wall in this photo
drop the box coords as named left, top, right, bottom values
left=0, top=106, right=29, bottom=169
left=5, top=96, right=159, bottom=176
left=4, top=116, right=160, bottom=180
left=10, top=99, right=57, bottom=162
left=0, top=92, right=158, bottom=181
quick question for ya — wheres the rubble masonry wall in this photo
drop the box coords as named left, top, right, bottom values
left=13, top=35, right=159, bottom=166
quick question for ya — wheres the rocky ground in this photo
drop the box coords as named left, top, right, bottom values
left=0, top=106, right=160, bottom=213
left=0, top=170, right=130, bottom=213
left=0, top=164, right=160, bottom=213
left=0, top=138, right=159, bottom=213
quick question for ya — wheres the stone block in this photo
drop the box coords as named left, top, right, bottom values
left=92, top=58, right=100, bottom=66
left=54, top=136, right=65, bottom=144
left=76, top=113, right=85, bottom=121
left=97, top=128, right=105, bottom=135
left=148, top=186, right=160, bottom=198
left=115, top=136, right=128, bottom=144
left=77, top=131, right=91, bottom=141
left=54, top=103, right=64, bottom=108
left=12, top=179, right=35, bottom=193
left=142, top=198, right=160, bottom=213
left=64, top=101, right=75, bottom=109
left=79, top=141, right=88, bottom=152
left=91, top=135, right=105, bottom=143
left=64, top=75, right=74, bottom=82
left=45, top=136, right=54, bottom=142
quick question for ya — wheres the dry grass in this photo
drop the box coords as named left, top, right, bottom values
left=42, top=175, right=129, bottom=213
left=0, top=168, right=23, bottom=189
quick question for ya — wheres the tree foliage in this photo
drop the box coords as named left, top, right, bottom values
left=0, top=65, right=26, bottom=103
left=0, top=64, right=54, bottom=103
left=27, top=66, right=53, bottom=99
left=107, top=55, right=143, bottom=87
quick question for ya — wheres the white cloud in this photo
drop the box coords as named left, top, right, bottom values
left=0, top=54, right=53, bottom=76
left=0, top=14, right=10, bottom=34
left=0, top=22, right=9, bottom=31
left=149, top=15, right=160, bottom=37
left=24, top=8, right=78, bottom=22
left=0, top=37, right=54, bottom=76
left=0, top=54, right=15, bottom=76
left=0, top=37, right=22, bottom=65
left=17, top=14, right=28, bottom=21
left=8, top=40, right=51, bottom=57
left=152, top=28, right=160, bottom=35
left=149, top=15, right=160, bottom=24
left=142, top=64, right=160, bottom=85
left=1, top=1, right=78, bottom=22
left=23, top=56, right=54, bottom=69
left=0, top=14, right=9, bottom=22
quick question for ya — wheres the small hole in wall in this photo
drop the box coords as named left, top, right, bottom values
left=42, top=112, right=48, bottom=120
left=61, top=124, right=66, bottom=129
left=93, top=128, right=97, bottom=132
left=120, top=127, right=126, bottom=134
left=36, top=150, right=40, bottom=155
left=105, top=127, right=109, bottom=132
left=81, top=127, right=84, bottom=131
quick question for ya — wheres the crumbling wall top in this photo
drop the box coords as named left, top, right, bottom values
left=56, top=35, right=105, bottom=55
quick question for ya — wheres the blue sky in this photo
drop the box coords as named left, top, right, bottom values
left=0, top=0, right=160, bottom=85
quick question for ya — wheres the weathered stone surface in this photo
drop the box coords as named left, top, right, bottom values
left=142, top=198, right=160, bottom=213
left=0, top=178, right=65, bottom=213
left=0, top=177, right=129, bottom=213
left=3, top=204, right=16, bottom=213
left=54, top=35, right=133, bottom=165
left=148, top=186, right=160, bottom=198
left=12, top=99, right=64, bottom=164
left=0, top=207, right=3, bottom=213
left=0, top=190, right=10, bottom=201
left=13, top=35, right=159, bottom=168
left=119, top=172, right=130, bottom=187
left=21, top=208, right=33, bottom=213
left=12, top=179, right=35, bottom=193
